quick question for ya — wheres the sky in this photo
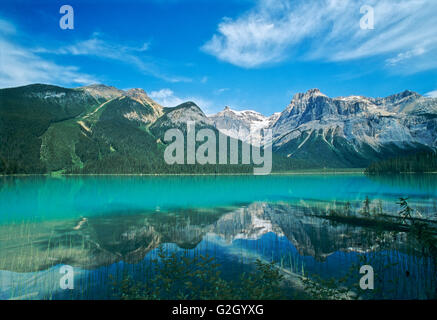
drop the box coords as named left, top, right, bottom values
left=1, top=0, right=437, bottom=115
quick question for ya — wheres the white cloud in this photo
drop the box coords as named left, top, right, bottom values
left=0, top=18, right=189, bottom=88
left=0, top=19, right=98, bottom=88
left=0, top=18, right=97, bottom=88
left=149, top=88, right=180, bottom=105
left=149, top=88, right=214, bottom=113
left=425, top=90, right=437, bottom=98
left=202, top=0, right=437, bottom=71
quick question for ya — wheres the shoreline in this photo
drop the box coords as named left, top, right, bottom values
left=0, top=170, right=367, bottom=177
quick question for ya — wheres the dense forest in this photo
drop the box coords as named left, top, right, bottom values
left=365, top=151, right=437, bottom=174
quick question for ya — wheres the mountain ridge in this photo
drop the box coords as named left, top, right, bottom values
left=1, top=83, right=436, bottom=173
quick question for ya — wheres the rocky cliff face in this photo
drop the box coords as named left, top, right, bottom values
left=270, top=89, right=437, bottom=167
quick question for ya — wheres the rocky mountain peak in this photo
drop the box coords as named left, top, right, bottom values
left=161, top=101, right=212, bottom=126
left=284, top=89, right=332, bottom=117
left=124, top=88, right=163, bottom=117
left=306, top=88, right=324, bottom=96
left=125, top=88, right=148, bottom=97
left=400, top=89, right=420, bottom=98
left=373, top=90, right=423, bottom=114
left=383, top=90, right=421, bottom=103
left=79, top=84, right=124, bottom=101
left=292, top=88, right=327, bottom=101
left=176, top=101, right=200, bottom=109
left=125, top=88, right=151, bottom=103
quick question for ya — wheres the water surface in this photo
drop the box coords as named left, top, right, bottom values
left=0, top=174, right=436, bottom=299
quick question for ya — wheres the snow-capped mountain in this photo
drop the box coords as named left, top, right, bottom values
left=209, top=106, right=280, bottom=144
left=208, top=89, right=437, bottom=167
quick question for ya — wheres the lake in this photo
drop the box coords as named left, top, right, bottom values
left=0, top=174, right=436, bottom=299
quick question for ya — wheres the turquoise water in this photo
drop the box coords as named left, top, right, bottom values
left=0, top=174, right=436, bottom=299
left=1, top=174, right=436, bottom=223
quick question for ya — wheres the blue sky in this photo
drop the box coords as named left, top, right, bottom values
left=1, top=0, right=437, bottom=115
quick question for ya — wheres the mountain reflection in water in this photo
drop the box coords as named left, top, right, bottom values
left=1, top=199, right=436, bottom=300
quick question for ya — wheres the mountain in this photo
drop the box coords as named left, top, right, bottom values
left=150, top=101, right=214, bottom=138
left=0, top=84, right=169, bottom=173
left=208, top=89, right=437, bottom=168
left=209, top=106, right=280, bottom=144
left=0, top=84, right=102, bottom=173
left=0, top=84, right=259, bottom=174
left=1, top=83, right=436, bottom=174
left=270, top=89, right=437, bottom=167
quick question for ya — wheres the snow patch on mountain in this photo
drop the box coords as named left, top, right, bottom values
left=209, top=106, right=279, bottom=144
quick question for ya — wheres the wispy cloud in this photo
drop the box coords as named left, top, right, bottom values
left=149, top=88, right=214, bottom=113
left=35, top=33, right=190, bottom=83
left=386, top=47, right=426, bottom=66
left=0, top=18, right=97, bottom=88
left=202, top=0, right=437, bottom=72
left=39, top=34, right=150, bottom=57
left=214, top=88, right=229, bottom=95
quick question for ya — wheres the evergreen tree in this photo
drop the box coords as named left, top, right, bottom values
left=361, top=196, right=371, bottom=217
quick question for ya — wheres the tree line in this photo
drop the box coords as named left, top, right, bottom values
left=365, top=151, right=437, bottom=174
